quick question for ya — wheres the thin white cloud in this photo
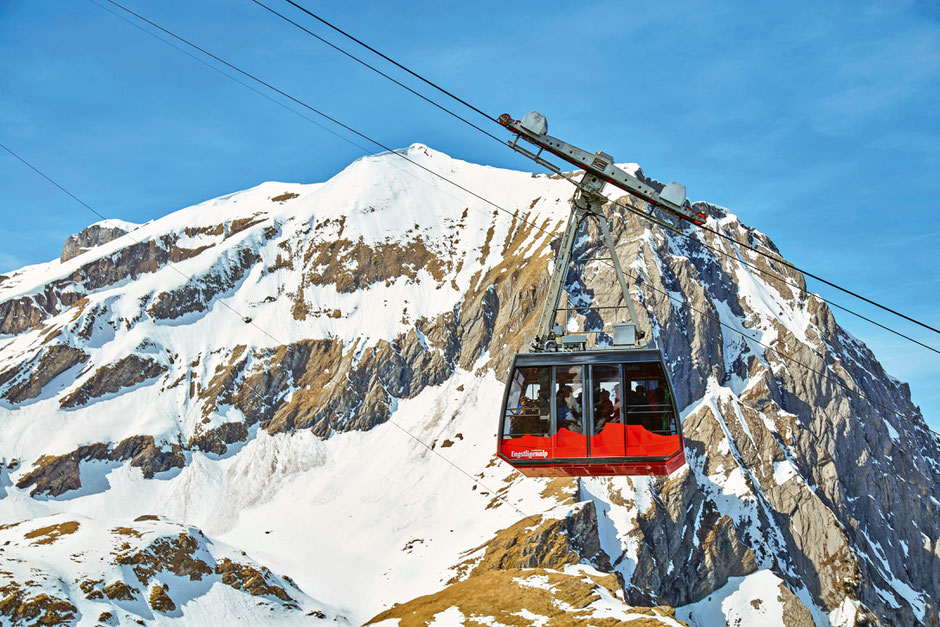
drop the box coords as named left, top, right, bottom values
left=810, top=28, right=940, bottom=133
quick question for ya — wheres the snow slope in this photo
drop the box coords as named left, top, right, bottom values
left=0, top=144, right=937, bottom=626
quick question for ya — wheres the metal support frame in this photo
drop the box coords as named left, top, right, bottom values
left=533, top=169, right=646, bottom=351
left=499, top=112, right=705, bottom=228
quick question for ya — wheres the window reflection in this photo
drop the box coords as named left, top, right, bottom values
left=554, top=365, right=583, bottom=434
left=624, top=363, right=676, bottom=435
left=503, top=366, right=550, bottom=438
left=591, top=364, right=621, bottom=435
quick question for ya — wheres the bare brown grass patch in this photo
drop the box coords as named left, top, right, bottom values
left=24, top=521, right=80, bottom=546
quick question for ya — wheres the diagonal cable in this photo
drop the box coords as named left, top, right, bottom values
left=251, top=0, right=506, bottom=146
left=274, top=0, right=938, bottom=339
left=0, top=139, right=531, bottom=518
left=81, top=1, right=926, bottom=423
left=280, top=0, right=498, bottom=123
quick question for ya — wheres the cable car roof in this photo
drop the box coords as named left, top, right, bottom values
left=513, top=349, right=666, bottom=367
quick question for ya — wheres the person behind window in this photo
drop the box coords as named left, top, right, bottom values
left=556, top=384, right=571, bottom=422
left=631, top=385, right=646, bottom=406
left=594, top=388, right=614, bottom=434
left=557, top=384, right=583, bottom=433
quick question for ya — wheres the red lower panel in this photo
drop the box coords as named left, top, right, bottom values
left=554, top=427, right=587, bottom=458
left=499, top=423, right=685, bottom=478
left=625, top=425, right=680, bottom=458
left=498, top=428, right=589, bottom=461
left=591, top=422, right=626, bottom=457
left=500, top=450, right=686, bottom=478
left=502, top=424, right=680, bottom=461
left=590, top=423, right=682, bottom=458
left=500, top=433, right=552, bottom=462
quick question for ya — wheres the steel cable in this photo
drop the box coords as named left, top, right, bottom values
left=273, top=0, right=939, bottom=339
left=73, top=0, right=929, bottom=424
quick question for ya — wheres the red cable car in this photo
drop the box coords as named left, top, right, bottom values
left=495, top=111, right=689, bottom=478
left=497, top=350, right=685, bottom=477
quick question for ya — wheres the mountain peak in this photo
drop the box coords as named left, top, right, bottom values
left=0, top=147, right=936, bottom=625
left=60, top=219, right=141, bottom=262
left=403, top=141, right=433, bottom=155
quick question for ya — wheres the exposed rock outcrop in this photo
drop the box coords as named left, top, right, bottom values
left=148, top=246, right=260, bottom=320
left=16, top=436, right=184, bottom=497
left=455, top=503, right=611, bottom=577
left=0, top=515, right=321, bottom=623
left=0, top=344, right=88, bottom=403
left=59, top=354, right=168, bottom=408
left=61, top=222, right=132, bottom=262
left=366, top=568, right=684, bottom=627
left=214, top=558, right=296, bottom=604
left=0, top=582, right=78, bottom=627
left=0, top=295, right=48, bottom=335
left=115, top=530, right=213, bottom=586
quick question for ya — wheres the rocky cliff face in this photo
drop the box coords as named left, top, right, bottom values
left=0, top=145, right=936, bottom=625
left=59, top=220, right=139, bottom=262
left=0, top=513, right=336, bottom=624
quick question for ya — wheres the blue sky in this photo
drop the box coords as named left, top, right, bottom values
left=1, top=0, right=938, bottom=430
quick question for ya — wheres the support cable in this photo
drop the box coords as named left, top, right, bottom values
left=88, top=0, right=373, bottom=154
left=273, top=0, right=938, bottom=338
left=0, top=139, right=531, bottom=519
left=279, top=0, right=498, bottom=124
left=79, top=1, right=920, bottom=422
left=251, top=0, right=507, bottom=147
left=600, top=194, right=940, bottom=355
left=90, top=0, right=513, bottom=235
left=693, top=213, right=938, bottom=335
left=98, top=0, right=537, bottom=239
left=543, top=166, right=940, bottom=355
left=622, top=259, right=914, bottom=421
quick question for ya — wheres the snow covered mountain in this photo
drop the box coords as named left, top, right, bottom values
left=0, top=144, right=937, bottom=626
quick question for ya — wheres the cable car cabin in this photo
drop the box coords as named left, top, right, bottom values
left=498, top=349, right=685, bottom=477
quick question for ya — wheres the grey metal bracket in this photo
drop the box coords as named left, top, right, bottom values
left=532, top=169, right=647, bottom=351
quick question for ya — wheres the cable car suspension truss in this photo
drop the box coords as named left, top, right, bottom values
left=497, top=111, right=702, bottom=353
left=498, top=111, right=706, bottom=230
left=535, top=170, right=646, bottom=352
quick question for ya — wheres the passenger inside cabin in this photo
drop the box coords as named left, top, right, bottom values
left=506, top=367, right=552, bottom=437
left=557, top=384, right=582, bottom=433
left=593, top=389, right=614, bottom=434
left=631, top=385, right=646, bottom=407
left=628, top=383, right=657, bottom=431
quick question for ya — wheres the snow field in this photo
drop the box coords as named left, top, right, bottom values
left=676, top=569, right=789, bottom=626
left=0, top=144, right=929, bottom=625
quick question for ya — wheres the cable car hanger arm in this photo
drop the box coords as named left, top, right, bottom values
left=498, top=112, right=705, bottom=226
